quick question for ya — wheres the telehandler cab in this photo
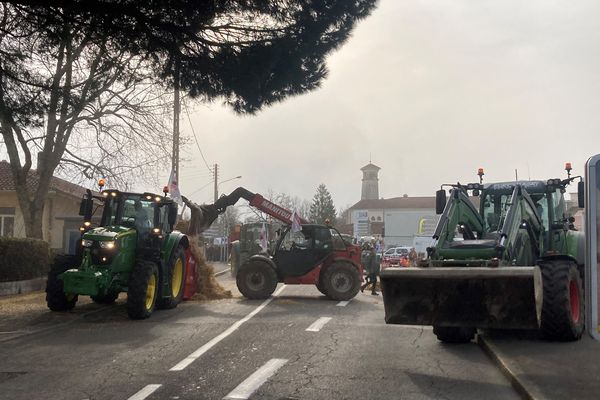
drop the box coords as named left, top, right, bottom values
left=184, top=187, right=364, bottom=301
left=46, top=181, right=189, bottom=319
left=381, top=165, right=585, bottom=342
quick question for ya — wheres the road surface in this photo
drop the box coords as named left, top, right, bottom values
left=0, top=268, right=519, bottom=400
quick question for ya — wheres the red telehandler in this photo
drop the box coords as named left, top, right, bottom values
left=183, top=187, right=364, bottom=300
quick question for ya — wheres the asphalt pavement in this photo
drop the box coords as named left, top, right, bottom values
left=0, top=270, right=520, bottom=400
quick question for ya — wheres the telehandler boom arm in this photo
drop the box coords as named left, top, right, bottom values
left=182, top=187, right=308, bottom=235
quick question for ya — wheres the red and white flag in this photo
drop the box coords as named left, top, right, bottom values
left=167, top=169, right=183, bottom=206
left=259, top=222, right=268, bottom=252
left=291, top=210, right=302, bottom=233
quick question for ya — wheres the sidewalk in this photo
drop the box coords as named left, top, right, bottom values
left=478, top=332, right=600, bottom=400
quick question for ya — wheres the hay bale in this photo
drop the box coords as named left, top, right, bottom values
left=187, top=235, right=232, bottom=301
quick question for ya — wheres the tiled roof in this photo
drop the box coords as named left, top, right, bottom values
left=349, top=196, right=436, bottom=210
left=0, top=160, right=87, bottom=198
left=349, top=195, right=480, bottom=210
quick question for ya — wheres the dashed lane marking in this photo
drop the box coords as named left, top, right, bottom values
left=127, top=384, right=162, bottom=400
left=223, top=358, right=288, bottom=400
left=336, top=300, right=350, bottom=307
left=305, top=317, right=332, bottom=332
left=169, top=285, right=287, bottom=371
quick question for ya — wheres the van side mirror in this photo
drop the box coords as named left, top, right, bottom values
left=578, top=180, right=584, bottom=208
left=168, top=203, right=178, bottom=227
left=435, top=189, right=447, bottom=215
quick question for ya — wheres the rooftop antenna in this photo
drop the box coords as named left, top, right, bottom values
left=369, top=153, right=372, bottom=163
left=515, top=169, right=518, bottom=181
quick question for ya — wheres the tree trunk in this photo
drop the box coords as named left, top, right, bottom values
left=13, top=178, right=47, bottom=240
left=23, top=202, right=45, bottom=239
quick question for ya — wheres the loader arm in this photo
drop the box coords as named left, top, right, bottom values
left=182, top=187, right=308, bottom=235
left=434, top=188, right=484, bottom=244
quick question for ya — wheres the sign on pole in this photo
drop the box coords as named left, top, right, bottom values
left=585, top=155, right=600, bottom=340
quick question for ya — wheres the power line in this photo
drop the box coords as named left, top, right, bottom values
left=183, top=101, right=212, bottom=173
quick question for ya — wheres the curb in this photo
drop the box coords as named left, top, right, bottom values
left=215, top=269, right=229, bottom=277
left=0, top=277, right=47, bottom=296
left=477, top=335, right=536, bottom=400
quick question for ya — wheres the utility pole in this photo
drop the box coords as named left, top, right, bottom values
left=172, top=59, right=180, bottom=182
left=213, top=163, right=219, bottom=202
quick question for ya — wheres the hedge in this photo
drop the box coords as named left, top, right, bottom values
left=0, top=237, right=51, bottom=282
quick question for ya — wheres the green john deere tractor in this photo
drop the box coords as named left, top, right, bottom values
left=46, top=183, right=189, bottom=319
left=381, top=168, right=586, bottom=342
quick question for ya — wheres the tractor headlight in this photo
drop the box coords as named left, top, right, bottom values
left=81, top=239, right=93, bottom=247
left=99, top=240, right=116, bottom=249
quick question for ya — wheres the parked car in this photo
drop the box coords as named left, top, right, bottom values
left=381, top=246, right=412, bottom=269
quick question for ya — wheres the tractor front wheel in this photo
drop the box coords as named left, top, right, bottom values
left=433, top=326, right=476, bottom=343
left=46, top=255, right=79, bottom=311
left=236, top=261, right=277, bottom=299
left=539, top=260, right=584, bottom=341
left=157, top=246, right=186, bottom=309
left=321, top=261, right=361, bottom=301
left=316, top=280, right=327, bottom=296
left=127, top=260, right=159, bottom=320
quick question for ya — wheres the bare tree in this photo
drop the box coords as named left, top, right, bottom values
left=0, top=5, right=173, bottom=238
left=0, top=1, right=376, bottom=238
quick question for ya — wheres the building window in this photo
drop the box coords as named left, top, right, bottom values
left=0, top=207, right=15, bottom=237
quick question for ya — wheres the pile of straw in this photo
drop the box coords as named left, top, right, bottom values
left=187, top=235, right=232, bottom=301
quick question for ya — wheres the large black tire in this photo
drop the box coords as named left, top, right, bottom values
left=91, top=292, right=119, bottom=305
left=46, top=254, right=79, bottom=311
left=236, top=260, right=278, bottom=299
left=316, top=280, right=327, bottom=296
left=433, top=326, right=476, bottom=343
left=127, top=260, right=159, bottom=319
left=157, top=246, right=186, bottom=309
left=539, top=259, right=584, bottom=341
left=321, top=261, right=361, bottom=301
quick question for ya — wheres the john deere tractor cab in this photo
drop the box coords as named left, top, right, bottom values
left=46, top=181, right=189, bottom=319
left=381, top=165, right=586, bottom=342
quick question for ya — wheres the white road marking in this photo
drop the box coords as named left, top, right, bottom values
left=170, top=285, right=286, bottom=371
left=223, top=358, right=288, bottom=400
left=305, top=317, right=332, bottom=332
left=127, top=384, right=162, bottom=400
left=336, top=300, right=350, bottom=307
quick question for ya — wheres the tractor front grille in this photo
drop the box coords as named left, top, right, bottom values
left=89, top=245, right=115, bottom=266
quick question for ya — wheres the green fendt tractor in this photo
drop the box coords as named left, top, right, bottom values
left=381, top=166, right=585, bottom=342
left=46, top=181, right=189, bottom=319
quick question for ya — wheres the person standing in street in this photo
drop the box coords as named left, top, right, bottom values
left=409, top=247, right=418, bottom=267
left=361, top=243, right=380, bottom=295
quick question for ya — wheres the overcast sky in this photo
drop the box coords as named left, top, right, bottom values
left=176, top=0, right=600, bottom=211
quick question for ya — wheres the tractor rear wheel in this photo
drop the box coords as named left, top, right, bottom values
left=321, top=261, right=361, bottom=301
left=91, top=292, right=119, bottom=304
left=157, top=246, right=186, bottom=309
left=236, top=261, right=277, bottom=299
left=127, top=260, right=159, bottom=319
left=433, top=326, right=476, bottom=343
left=539, top=260, right=584, bottom=341
left=46, top=255, right=79, bottom=311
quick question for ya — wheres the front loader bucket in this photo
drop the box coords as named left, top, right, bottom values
left=380, top=267, right=542, bottom=330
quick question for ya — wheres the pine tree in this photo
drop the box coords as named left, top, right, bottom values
left=309, top=184, right=337, bottom=225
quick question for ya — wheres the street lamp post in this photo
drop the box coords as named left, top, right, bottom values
left=214, top=175, right=242, bottom=202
